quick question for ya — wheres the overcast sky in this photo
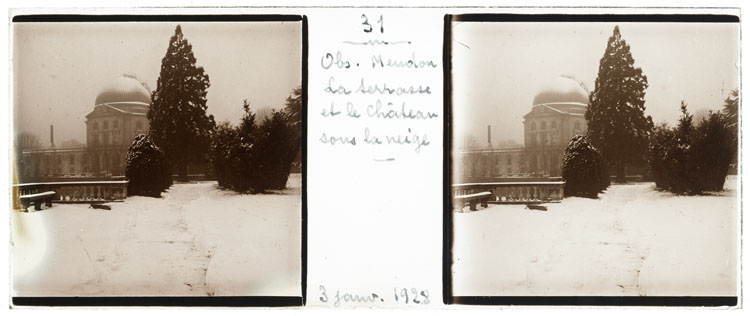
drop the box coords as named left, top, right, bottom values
left=452, top=22, right=739, bottom=146
left=14, top=21, right=302, bottom=146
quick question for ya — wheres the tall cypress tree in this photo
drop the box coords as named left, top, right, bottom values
left=586, top=25, right=653, bottom=182
left=149, top=25, right=216, bottom=181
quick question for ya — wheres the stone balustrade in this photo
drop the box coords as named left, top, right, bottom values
left=12, top=180, right=129, bottom=209
left=452, top=181, right=565, bottom=205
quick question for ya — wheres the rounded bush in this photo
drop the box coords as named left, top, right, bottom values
left=561, top=135, right=609, bottom=198
left=125, top=134, right=172, bottom=197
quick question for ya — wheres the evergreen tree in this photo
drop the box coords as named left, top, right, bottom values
left=252, top=110, right=298, bottom=192
left=722, top=89, right=739, bottom=171
left=693, top=111, right=734, bottom=191
left=208, top=100, right=258, bottom=193
left=586, top=25, right=653, bottom=183
left=148, top=25, right=216, bottom=182
left=284, top=86, right=302, bottom=172
left=284, top=86, right=302, bottom=128
left=208, top=100, right=297, bottom=194
left=723, top=88, right=739, bottom=124
left=648, top=123, right=674, bottom=190
left=648, top=102, right=734, bottom=195
left=232, top=100, right=258, bottom=192
left=668, top=102, right=696, bottom=194
left=209, top=121, right=239, bottom=189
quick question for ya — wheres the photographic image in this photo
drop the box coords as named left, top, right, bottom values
left=449, top=17, right=739, bottom=301
left=11, top=18, right=304, bottom=302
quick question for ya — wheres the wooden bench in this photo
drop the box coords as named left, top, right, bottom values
left=20, top=191, right=56, bottom=211
left=453, top=191, right=492, bottom=212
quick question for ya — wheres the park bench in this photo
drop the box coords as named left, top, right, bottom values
left=453, top=191, right=492, bottom=212
left=19, top=191, right=56, bottom=211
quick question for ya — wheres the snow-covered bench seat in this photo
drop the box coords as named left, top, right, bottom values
left=453, top=191, right=492, bottom=212
left=19, top=191, right=56, bottom=211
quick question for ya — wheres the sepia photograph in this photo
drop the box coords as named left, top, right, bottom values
left=10, top=18, right=304, bottom=302
left=449, top=16, right=739, bottom=301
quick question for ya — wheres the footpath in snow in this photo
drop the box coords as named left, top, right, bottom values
left=11, top=174, right=302, bottom=297
left=453, top=177, right=738, bottom=296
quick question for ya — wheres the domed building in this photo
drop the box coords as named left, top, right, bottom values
left=19, top=75, right=152, bottom=180
left=84, top=75, right=152, bottom=176
left=523, top=76, right=588, bottom=176
left=457, top=76, right=589, bottom=180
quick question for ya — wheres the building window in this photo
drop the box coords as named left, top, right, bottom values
left=551, top=121, right=557, bottom=129
left=507, top=155, right=512, bottom=165
left=70, top=155, right=74, bottom=165
left=541, top=121, right=547, bottom=130
left=114, top=120, right=119, bottom=129
left=93, top=122, right=99, bottom=130
left=103, top=121, right=109, bottom=130
left=531, top=121, right=536, bottom=131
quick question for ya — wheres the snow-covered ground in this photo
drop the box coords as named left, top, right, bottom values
left=453, top=176, right=738, bottom=296
left=11, top=174, right=301, bottom=297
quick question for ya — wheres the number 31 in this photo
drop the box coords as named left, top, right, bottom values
left=361, top=14, right=384, bottom=34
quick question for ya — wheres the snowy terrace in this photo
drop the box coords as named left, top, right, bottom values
left=11, top=174, right=302, bottom=297
left=453, top=176, right=738, bottom=297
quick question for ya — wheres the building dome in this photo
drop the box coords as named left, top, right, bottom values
left=532, top=76, right=589, bottom=106
left=95, top=76, right=151, bottom=106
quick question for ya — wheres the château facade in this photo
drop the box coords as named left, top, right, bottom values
left=18, top=75, right=151, bottom=181
left=456, top=76, right=589, bottom=181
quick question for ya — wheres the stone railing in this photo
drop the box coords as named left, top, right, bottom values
left=452, top=181, right=565, bottom=205
left=12, top=180, right=128, bottom=209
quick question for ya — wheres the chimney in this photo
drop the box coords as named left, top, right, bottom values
left=487, top=125, right=492, bottom=147
left=50, top=125, right=55, bottom=148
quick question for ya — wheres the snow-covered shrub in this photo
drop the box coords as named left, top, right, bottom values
left=648, top=124, right=675, bottom=190
left=209, top=101, right=256, bottom=193
left=209, top=122, right=239, bottom=190
left=208, top=101, right=298, bottom=193
left=561, top=135, right=609, bottom=198
left=693, top=112, right=734, bottom=191
left=252, top=110, right=298, bottom=192
left=648, top=102, right=695, bottom=194
left=125, top=134, right=172, bottom=197
left=648, top=103, right=734, bottom=195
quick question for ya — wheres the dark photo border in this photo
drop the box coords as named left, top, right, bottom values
left=443, top=12, right=739, bottom=307
left=10, top=13, right=308, bottom=308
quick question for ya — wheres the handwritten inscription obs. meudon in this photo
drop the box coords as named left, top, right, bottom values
left=321, top=50, right=438, bottom=70
left=317, top=14, right=439, bottom=157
